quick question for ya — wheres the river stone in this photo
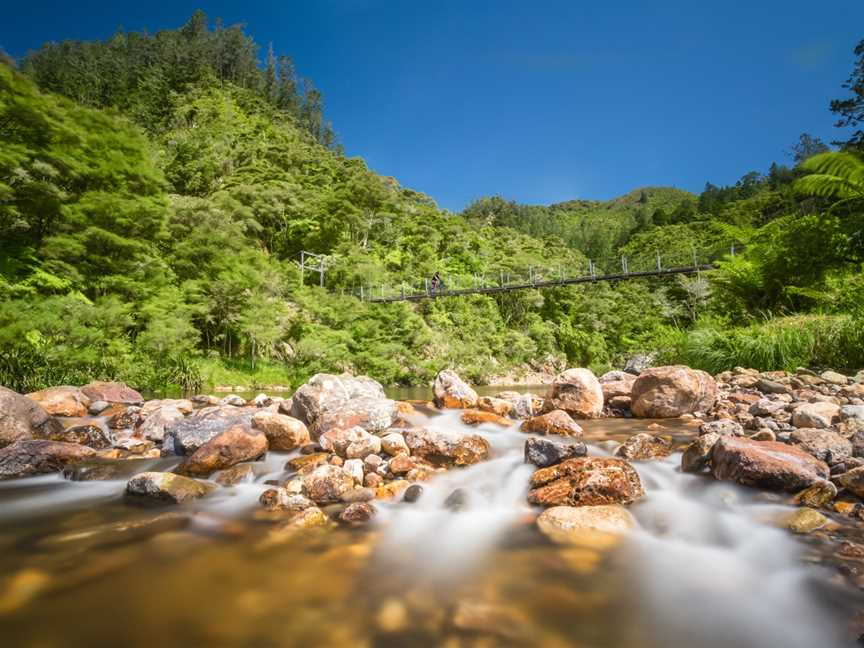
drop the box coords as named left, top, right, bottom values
left=26, top=386, right=90, bottom=417
left=497, top=392, right=545, bottom=419
left=137, top=405, right=185, bottom=443
left=520, top=410, right=584, bottom=437
left=402, top=427, right=490, bottom=467
left=624, top=353, right=655, bottom=375
left=0, top=387, right=63, bottom=448
left=710, top=436, right=829, bottom=492
left=477, top=396, right=514, bottom=417
left=835, top=466, right=864, bottom=498
left=524, top=437, right=587, bottom=468
left=343, top=458, right=365, bottom=484
left=251, top=411, right=310, bottom=451
left=791, top=402, right=841, bottom=429
left=303, top=464, right=355, bottom=504
left=821, top=371, right=849, bottom=386
left=789, top=428, right=852, bottom=464
left=527, top=457, right=645, bottom=507
left=783, top=508, right=828, bottom=534
left=599, top=371, right=636, bottom=402
left=339, top=502, right=376, bottom=524
left=537, top=504, right=636, bottom=547
left=757, top=378, right=791, bottom=395
left=460, top=409, right=511, bottom=427
left=140, top=399, right=194, bottom=418
left=403, top=484, right=424, bottom=503
left=44, top=423, right=112, bottom=449
left=310, top=396, right=397, bottom=438
left=162, top=406, right=253, bottom=455
left=681, top=432, right=720, bottom=473
left=259, top=508, right=329, bottom=547
left=213, top=463, right=255, bottom=486
left=614, top=433, right=672, bottom=461
left=291, top=373, right=386, bottom=425
left=177, top=424, right=267, bottom=477
left=631, top=366, right=717, bottom=418
left=81, top=381, right=143, bottom=405
left=388, top=454, right=414, bottom=475
left=842, top=405, right=864, bottom=422
left=63, top=458, right=159, bottom=482
left=444, top=487, right=470, bottom=511
left=793, top=480, right=837, bottom=508
left=433, top=370, right=478, bottom=409
left=106, top=406, right=142, bottom=430
left=319, top=426, right=381, bottom=459
left=749, top=399, right=787, bottom=417
left=544, top=369, right=604, bottom=419
left=125, top=471, right=214, bottom=504
left=0, top=439, right=97, bottom=480
left=699, top=419, right=744, bottom=437
left=259, top=489, right=314, bottom=512
left=381, top=432, right=409, bottom=456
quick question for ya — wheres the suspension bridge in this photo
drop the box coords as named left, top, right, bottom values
left=296, top=243, right=740, bottom=303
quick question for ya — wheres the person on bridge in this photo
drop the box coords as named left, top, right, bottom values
left=430, top=271, right=444, bottom=293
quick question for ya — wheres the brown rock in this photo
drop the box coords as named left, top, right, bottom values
left=0, top=386, right=63, bottom=448
left=251, top=411, right=310, bottom=451
left=214, top=463, right=255, bottom=486
left=836, top=466, right=864, bottom=499
left=177, top=425, right=267, bottom=477
left=402, top=427, right=490, bottom=467
left=433, top=370, right=478, bottom=409
left=339, top=502, right=376, bottom=524
left=43, top=423, right=112, bottom=449
left=460, top=409, right=511, bottom=427
left=287, top=452, right=329, bottom=472
left=0, top=439, right=97, bottom=480
left=302, top=464, right=355, bottom=504
left=789, top=428, right=851, bottom=464
left=793, top=480, right=837, bottom=508
left=711, top=435, right=829, bottom=492
left=681, top=432, right=720, bottom=473
left=631, top=366, right=717, bottom=418
left=125, top=471, right=214, bottom=504
left=388, top=454, right=415, bottom=475
left=26, top=386, right=90, bottom=417
left=477, top=396, right=514, bottom=417
left=520, top=409, right=583, bottom=437
left=310, top=396, right=397, bottom=438
left=699, top=419, right=744, bottom=437
left=290, top=373, right=386, bottom=425
left=614, top=433, right=672, bottom=461
left=544, top=368, right=604, bottom=419
left=527, top=457, right=645, bottom=507
left=81, top=381, right=143, bottom=405
left=599, top=371, right=636, bottom=401
left=537, top=504, right=636, bottom=547
left=791, top=402, right=841, bottom=429
left=136, top=406, right=185, bottom=442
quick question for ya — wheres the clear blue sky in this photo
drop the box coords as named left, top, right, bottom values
left=2, top=1, right=863, bottom=211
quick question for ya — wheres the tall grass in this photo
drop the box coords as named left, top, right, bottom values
left=657, top=314, right=864, bottom=374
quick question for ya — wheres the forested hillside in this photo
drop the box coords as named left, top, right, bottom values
left=1, top=12, right=863, bottom=392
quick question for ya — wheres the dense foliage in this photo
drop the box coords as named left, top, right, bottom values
left=1, top=15, right=863, bottom=392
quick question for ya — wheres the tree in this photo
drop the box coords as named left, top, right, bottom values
left=795, top=151, right=864, bottom=204
left=788, top=133, right=830, bottom=164
left=831, top=38, right=864, bottom=151
left=264, top=43, right=277, bottom=102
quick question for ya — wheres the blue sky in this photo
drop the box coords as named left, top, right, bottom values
left=2, top=1, right=863, bottom=210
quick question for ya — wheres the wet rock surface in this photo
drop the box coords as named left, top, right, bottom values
left=528, top=457, right=645, bottom=507
left=0, top=439, right=97, bottom=480
left=177, top=425, right=267, bottom=477
left=26, top=386, right=91, bottom=418
left=711, top=436, right=829, bottom=491
left=520, top=409, right=584, bottom=437
left=125, top=471, right=215, bottom=504
left=614, top=432, right=672, bottom=461
left=524, top=437, right=587, bottom=468
left=433, top=370, right=478, bottom=409
left=0, top=386, right=63, bottom=448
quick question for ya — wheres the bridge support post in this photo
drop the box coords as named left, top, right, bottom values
left=656, top=251, right=662, bottom=271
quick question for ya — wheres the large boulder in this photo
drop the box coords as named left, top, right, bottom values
left=310, top=396, right=397, bottom=438
left=537, top=505, right=636, bottom=547
left=631, top=366, right=717, bottom=418
left=0, top=387, right=64, bottom=448
left=710, top=435, right=829, bottom=492
left=26, top=386, right=90, bottom=417
left=251, top=411, right=310, bottom=451
left=789, top=428, right=851, bottom=464
left=125, top=471, right=214, bottom=504
left=527, top=457, right=644, bottom=507
left=599, top=371, right=636, bottom=402
left=0, top=439, right=97, bottom=480
left=291, top=373, right=386, bottom=425
left=177, top=425, right=267, bottom=477
left=543, top=369, right=603, bottom=419
left=81, top=381, right=143, bottom=405
left=137, top=405, right=186, bottom=443
left=791, top=402, right=841, bottom=429
left=162, top=406, right=253, bottom=455
left=520, top=410, right=583, bottom=438
left=524, top=437, right=587, bottom=468
left=402, top=427, right=490, bottom=467
left=433, top=370, right=478, bottom=409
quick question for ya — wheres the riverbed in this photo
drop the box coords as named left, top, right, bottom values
left=0, top=392, right=861, bottom=646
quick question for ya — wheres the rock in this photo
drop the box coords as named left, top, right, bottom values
left=624, top=353, right=655, bottom=375
left=388, top=454, right=414, bottom=475
left=524, top=437, right=587, bottom=468
left=125, top=471, right=214, bottom=504
left=460, top=409, right=511, bottom=426
left=821, top=370, right=849, bottom=386
left=599, top=371, right=636, bottom=402
left=711, top=436, right=829, bottom=492
left=783, top=508, right=828, bottom=534
left=699, top=419, right=744, bottom=437
left=375, top=480, right=410, bottom=500
left=310, top=397, right=397, bottom=438
left=433, top=369, right=478, bottom=409
left=45, top=423, right=112, bottom=449
left=0, top=386, right=63, bottom=448
left=757, top=378, right=790, bottom=395
left=320, top=426, right=382, bottom=460
left=631, top=366, right=717, bottom=418
left=544, top=369, right=603, bottom=419
left=791, top=402, right=840, bottom=429
left=681, top=432, right=720, bottom=473
left=26, top=386, right=90, bottom=417
left=343, top=458, right=365, bottom=484
left=339, top=502, right=376, bottom=524
left=259, top=507, right=329, bottom=546
left=341, top=487, right=374, bottom=503
left=497, top=391, right=545, bottom=419
left=140, top=399, right=194, bottom=418
left=88, top=400, right=110, bottom=415
left=291, top=373, right=386, bottom=425
left=749, top=399, right=787, bottom=417
left=381, top=432, right=409, bottom=456
left=251, top=411, right=310, bottom=451
left=402, top=427, right=490, bottom=467
left=789, top=428, right=852, bottom=464
left=259, top=489, right=314, bottom=512
left=537, top=504, right=636, bottom=547
left=527, top=457, right=645, bottom=507
left=63, top=458, right=156, bottom=482
left=477, top=396, right=514, bottom=417
left=286, top=452, right=329, bottom=473
left=106, top=406, right=141, bottom=430
left=614, top=433, right=672, bottom=461
left=403, top=483, right=424, bottom=503
left=364, top=472, right=384, bottom=488
left=137, top=406, right=185, bottom=443
left=303, top=464, right=355, bottom=504
left=0, top=439, right=97, bottom=480
left=177, top=425, right=267, bottom=477
left=450, top=601, right=531, bottom=641
left=162, top=406, right=253, bottom=456
left=836, top=466, right=864, bottom=498
left=213, top=463, right=255, bottom=486
left=81, top=381, right=143, bottom=405
left=750, top=429, right=776, bottom=442
left=218, top=394, right=246, bottom=407
left=444, top=488, right=469, bottom=511
left=841, top=405, right=864, bottom=422
left=520, top=410, right=584, bottom=437
left=793, top=480, right=837, bottom=508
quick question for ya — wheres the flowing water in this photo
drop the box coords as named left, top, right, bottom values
left=0, top=390, right=861, bottom=647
